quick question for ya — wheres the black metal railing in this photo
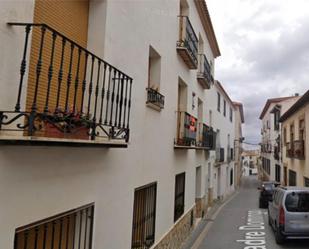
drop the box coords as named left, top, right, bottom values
left=131, top=183, right=157, bottom=249
left=294, top=140, right=305, bottom=159
left=0, top=23, right=133, bottom=142
left=177, top=16, right=198, bottom=66
left=146, top=88, right=164, bottom=109
left=198, top=54, right=213, bottom=83
left=197, top=123, right=216, bottom=149
left=175, top=111, right=197, bottom=146
left=14, top=204, right=94, bottom=249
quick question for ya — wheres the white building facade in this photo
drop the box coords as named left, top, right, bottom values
left=0, top=1, right=240, bottom=249
left=259, top=96, right=299, bottom=183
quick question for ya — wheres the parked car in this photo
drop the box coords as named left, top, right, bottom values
left=268, top=186, right=309, bottom=244
left=258, top=181, right=280, bottom=208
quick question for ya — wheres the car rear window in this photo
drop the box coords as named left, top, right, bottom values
left=285, top=192, right=309, bottom=212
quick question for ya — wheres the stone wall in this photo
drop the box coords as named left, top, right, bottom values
left=152, top=206, right=196, bottom=249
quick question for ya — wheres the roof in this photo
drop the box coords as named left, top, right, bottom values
left=233, top=102, right=245, bottom=123
left=215, top=81, right=235, bottom=108
left=194, top=0, right=221, bottom=58
left=259, top=96, right=299, bottom=120
left=279, top=90, right=309, bottom=122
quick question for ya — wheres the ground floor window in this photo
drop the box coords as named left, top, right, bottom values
left=275, top=164, right=281, bottom=182
left=289, top=170, right=297, bottom=186
left=131, top=182, right=157, bottom=249
left=230, top=169, right=234, bottom=186
left=14, top=204, right=94, bottom=249
left=174, top=172, right=186, bottom=222
left=304, top=177, right=309, bottom=187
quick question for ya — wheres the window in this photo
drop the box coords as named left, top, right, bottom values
left=275, top=164, right=281, bottom=182
left=285, top=193, right=309, bottom=212
left=229, top=107, right=233, bottom=122
left=274, top=110, right=280, bottom=130
left=148, top=46, right=161, bottom=90
left=14, top=204, right=94, bottom=249
left=217, top=92, right=221, bottom=112
left=304, top=177, right=309, bottom=187
left=223, top=100, right=226, bottom=116
left=230, top=169, right=234, bottom=186
left=283, top=127, right=287, bottom=145
left=289, top=170, right=297, bottom=186
left=131, top=182, right=157, bottom=249
left=290, top=123, right=295, bottom=142
left=174, top=172, right=186, bottom=222
left=299, top=119, right=305, bottom=141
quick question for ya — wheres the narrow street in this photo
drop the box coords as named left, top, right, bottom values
left=197, top=176, right=309, bottom=249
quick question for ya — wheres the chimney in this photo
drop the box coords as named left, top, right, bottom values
left=295, top=93, right=299, bottom=96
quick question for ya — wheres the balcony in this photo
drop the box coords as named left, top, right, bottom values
left=176, top=16, right=198, bottom=69
left=216, top=147, right=225, bottom=163
left=146, top=88, right=164, bottom=111
left=294, top=140, right=305, bottom=160
left=197, top=54, right=213, bottom=89
left=0, top=23, right=133, bottom=147
left=286, top=142, right=294, bottom=158
left=175, top=111, right=197, bottom=148
left=197, top=123, right=216, bottom=150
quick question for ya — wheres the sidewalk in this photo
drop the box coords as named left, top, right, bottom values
left=181, top=191, right=239, bottom=249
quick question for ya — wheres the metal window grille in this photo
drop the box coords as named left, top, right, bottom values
left=275, top=164, right=281, bottom=182
left=14, top=204, right=94, bottom=249
left=304, top=177, right=309, bottom=187
left=289, top=170, right=297, bottom=186
left=131, top=183, right=157, bottom=249
left=174, top=172, right=186, bottom=222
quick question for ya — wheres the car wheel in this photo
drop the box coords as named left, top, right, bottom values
left=275, top=227, right=285, bottom=244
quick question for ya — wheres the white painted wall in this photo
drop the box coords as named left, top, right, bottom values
left=0, top=1, right=236, bottom=249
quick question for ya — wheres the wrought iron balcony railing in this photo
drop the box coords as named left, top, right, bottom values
left=146, top=88, right=164, bottom=110
left=197, top=123, right=216, bottom=149
left=294, top=140, right=305, bottom=160
left=286, top=142, right=294, bottom=158
left=0, top=23, right=133, bottom=146
left=176, top=16, right=198, bottom=69
left=175, top=111, right=197, bottom=147
left=197, top=54, right=213, bottom=89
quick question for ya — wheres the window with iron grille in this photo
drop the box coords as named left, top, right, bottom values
left=289, top=170, right=297, bottom=186
left=13, top=204, right=94, bottom=249
left=174, top=172, right=186, bottom=222
left=275, top=164, right=281, bottom=182
left=223, top=100, right=226, bottom=116
left=304, top=177, right=309, bottom=187
left=131, top=182, right=157, bottom=249
left=229, top=107, right=233, bottom=122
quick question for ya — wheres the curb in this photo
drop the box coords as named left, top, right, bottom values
left=181, top=191, right=239, bottom=249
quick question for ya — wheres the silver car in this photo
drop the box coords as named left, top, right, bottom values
left=268, top=186, right=309, bottom=244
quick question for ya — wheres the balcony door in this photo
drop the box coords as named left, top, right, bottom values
left=26, top=0, right=90, bottom=115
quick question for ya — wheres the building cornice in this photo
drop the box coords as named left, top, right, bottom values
left=194, top=0, right=221, bottom=58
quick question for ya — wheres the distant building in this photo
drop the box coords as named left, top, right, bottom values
left=259, top=96, right=300, bottom=183
left=233, top=102, right=245, bottom=187
left=280, top=90, right=309, bottom=186
left=242, top=150, right=259, bottom=176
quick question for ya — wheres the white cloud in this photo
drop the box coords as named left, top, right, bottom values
left=207, top=0, right=309, bottom=143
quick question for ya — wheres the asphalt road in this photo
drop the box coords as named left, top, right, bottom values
left=197, top=175, right=309, bottom=249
